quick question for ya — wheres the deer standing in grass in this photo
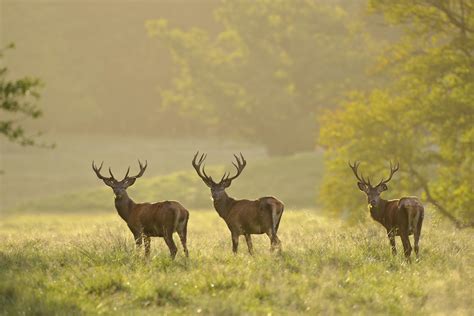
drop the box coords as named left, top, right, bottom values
left=92, top=160, right=189, bottom=259
left=349, top=161, right=424, bottom=261
left=192, top=152, right=284, bottom=255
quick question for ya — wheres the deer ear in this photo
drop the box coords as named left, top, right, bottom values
left=377, top=183, right=388, bottom=192
left=357, top=182, right=368, bottom=192
left=223, top=179, right=232, bottom=188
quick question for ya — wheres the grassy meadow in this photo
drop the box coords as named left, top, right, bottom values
left=1, top=137, right=473, bottom=315
left=1, top=210, right=473, bottom=315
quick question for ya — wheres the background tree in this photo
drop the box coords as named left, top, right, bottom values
left=0, top=44, right=45, bottom=146
left=147, top=0, right=376, bottom=155
left=319, top=0, right=474, bottom=227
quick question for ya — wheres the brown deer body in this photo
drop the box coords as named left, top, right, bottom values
left=92, top=161, right=189, bottom=259
left=192, top=152, right=284, bottom=254
left=349, top=161, right=424, bottom=260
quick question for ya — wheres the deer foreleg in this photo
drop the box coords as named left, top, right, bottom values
left=134, top=233, right=143, bottom=250
left=387, top=229, right=397, bottom=256
left=231, top=233, right=239, bottom=254
left=144, top=235, right=151, bottom=258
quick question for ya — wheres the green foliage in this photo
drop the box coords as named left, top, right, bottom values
left=146, top=0, right=375, bottom=155
left=0, top=43, right=45, bottom=147
left=319, top=0, right=474, bottom=226
left=10, top=151, right=324, bottom=213
left=1, top=211, right=472, bottom=314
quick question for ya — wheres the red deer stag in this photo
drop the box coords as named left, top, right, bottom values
left=349, top=161, right=424, bottom=261
left=192, top=152, right=284, bottom=255
left=92, top=160, right=189, bottom=259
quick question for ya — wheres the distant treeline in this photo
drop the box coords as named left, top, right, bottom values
left=4, top=0, right=391, bottom=154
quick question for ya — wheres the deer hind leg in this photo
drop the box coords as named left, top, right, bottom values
left=164, top=232, right=178, bottom=260
left=414, top=213, right=423, bottom=260
left=177, top=220, right=189, bottom=258
left=244, top=234, right=254, bottom=255
left=399, top=227, right=412, bottom=262
left=266, top=230, right=282, bottom=253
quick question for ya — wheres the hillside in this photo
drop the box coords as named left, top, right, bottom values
left=11, top=151, right=324, bottom=213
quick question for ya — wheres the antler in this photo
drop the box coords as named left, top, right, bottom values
left=123, top=160, right=148, bottom=182
left=377, top=161, right=399, bottom=186
left=348, top=161, right=370, bottom=186
left=192, top=151, right=214, bottom=184
left=92, top=161, right=117, bottom=184
left=223, top=153, right=247, bottom=182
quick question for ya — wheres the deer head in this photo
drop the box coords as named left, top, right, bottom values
left=192, top=152, right=246, bottom=200
left=349, top=161, right=399, bottom=207
left=92, top=160, right=147, bottom=198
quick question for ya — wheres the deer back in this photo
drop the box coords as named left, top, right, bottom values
left=225, top=197, right=283, bottom=234
left=127, top=201, right=188, bottom=237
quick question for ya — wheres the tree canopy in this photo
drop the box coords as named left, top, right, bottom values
left=319, top=0, right=474, bottom=227
left=147, top=0, right=375, bottom=155
left=0, top=44, right=45, bottom=147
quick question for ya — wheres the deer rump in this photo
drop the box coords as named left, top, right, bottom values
left=227, top=197, right=283, bottom=235
left=127, top=201, right=188, bottom=237
left=383, top=197, right=424, bottom=236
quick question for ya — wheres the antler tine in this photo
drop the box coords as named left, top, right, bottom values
left=92, top=160, right=102, bottom=173
left=202, top=164, right=212, bottom=181
left=199, top=153, right=207, bottom=165
left=348, top=160, right=369, bottom=186
left=92, top=160, right=117, bottom=185
left=133, top=159, right=148, bottom=179
left=239, top=152, right=246, bottom=165
left=92, top=161, right=107, bottom=179
left=122, top=166, right=130, bottom=181
left=192, top=151, right=213, bottom=183
left=108, top=167, right=117, bottom=181
left=378, top=161, right=400, bottom=186
left=226, top=153, right=247, bottom=182
left=363, top=173, right=371, bottom=186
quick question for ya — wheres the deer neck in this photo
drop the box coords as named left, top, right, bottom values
left=114, top=192, right=135, bottom=222
left=212, top=191, right=235, bottom=220
left=369, top=198, right=388, bottom=226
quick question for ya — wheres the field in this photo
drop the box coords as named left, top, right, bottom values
left=1, top=210, right=473, bottom=315
left=2, top=136, right=473, bottom=315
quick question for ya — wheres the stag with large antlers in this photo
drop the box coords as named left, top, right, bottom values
left=349, top=161, right=424, bottom=261
left=192, top=152, right=284, bottom=254
left=92, top=160, right=189, bottom=259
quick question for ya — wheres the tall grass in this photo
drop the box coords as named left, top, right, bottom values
left=1, top=210, right=472, bottom=315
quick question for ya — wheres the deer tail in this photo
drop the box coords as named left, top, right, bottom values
left=405, top=205, right=421, bottom=234
left=173, top=206, right=181, bottom=233
left=411, top=209, right=421, bottom=234
left=269, top=202, right=283, bottom=236
left=275, top=204, right=283, bottom=234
